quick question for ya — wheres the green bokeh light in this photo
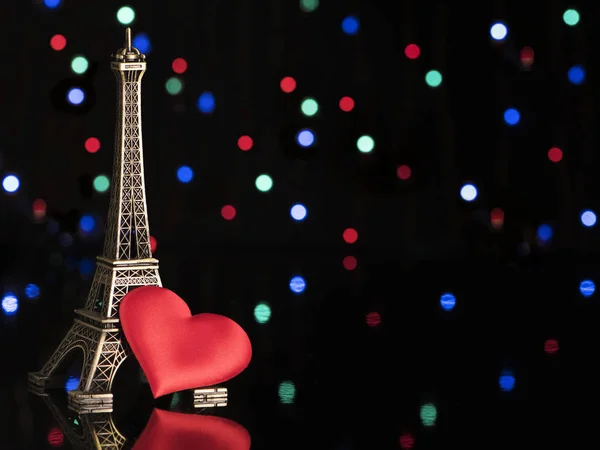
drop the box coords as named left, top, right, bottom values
left=93, top=175, right=110, bottom=193
left=563, top=9, right=580, bottom=26
left=116, top=6, right=136, bottom=25
left=420, top=403, right=437, bottom=426
left=254, top=302, right=271, bottom=324
left=278, top=381, right=296, bottom=404
left=425, top=70, right=442, bottom=87
left=255, top=174, right=273, bottom=192
left=357, top=135, right=374, bottom=153
left=300, top=0, right=319, bottom=12
left=71, top=56, right=89, bottom=75
left=301, top=98, right=319, bottom=116
left=165, top=77, right=183, bottom=95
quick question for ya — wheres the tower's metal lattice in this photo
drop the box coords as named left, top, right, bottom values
left=28, top=29, right=161, bottom=412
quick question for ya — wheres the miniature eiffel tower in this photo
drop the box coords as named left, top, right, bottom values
left=28, top=28, right=161, bottom=413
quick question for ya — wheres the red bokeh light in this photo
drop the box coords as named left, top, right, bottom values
left=237, top=135, right=253, bottom=151
left=404, top=44, right=420, bottom=59
left=33, top=198, right=47, bottom=220
left=172, top=58, right=188, bottom=74
left=399, top=433, right=414, bottom=449
left=48, top=427, right=64, bottom=447
left=339, top=96, right=355, bottom=112
left=548, top=147, right=563, bottom=163
left=343, top=228, right=358, bottom=244
left=221, top=205, right=236, bottom=220
left=544, top=338, right=559, bottom=354
left=397, top=165, right=411, bottom=180
left=50, top=34, right=67, bottom=51
left=85, top=137, right=101, bottom=153
left=280, top=76, right=296, bottom=93
left=520, top=46, right=534, bottom=68
left=490, top=207, right=505, bottom=229
left=149, top=236, right=157, bottom=253
left=366, top=311, right=381, bottom=327
left=343, top=255, right=357, bottom=270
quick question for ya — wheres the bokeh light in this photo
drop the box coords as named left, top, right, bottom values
left=79, top=215, right=95, bottom=233
left=548, top=147, right=563, bottom=163
left=343, top=228, right=358, bottom=244
left=85, top=137, right=100, bottom=153
left=278, top=381, right=296, bottom=404
left=490, top=207, right=504, bottom=229
left=289, top=276, right=306, bottom=294
left=71, top=56, right=89, bottom=75
left=581, top=210, right=596, bottom=227
left=499, top=370, right=515, bottom=392
left=290, top=204, right=307, bottom=221
left=254, top=302, right=271, bottom=324
left=296, top=129, right=315, bottom=147
left=150, top=236, right=157, bottom=253
left=197, top=92, right=215, bottom=114
left=341, top=16, right=359, bottom=35
left=116, top=6, right=135, bottom=25
left=255, top=174, right=273, bottom=192
left=563, top=9, right=580, bottom=26
left=2, top=175, right=20, bottom=193
left=280, top=76, right=296, bottom=93
left=580, top=279, right=595, bottom=297
left=544, top=338, right=559, bottom=354
left=568, top=65, right=585, bottom=85
left=177, top=166, right=194, bottom=183
left=404, top=44, right=420, bottom=59
left=399, top=433, right=414, bottom=450
left=537, top=224, right=553, bottom=242
left=339, top=96, right=355, bottom=112
left=172, top=58, right=188, bottom=74
left=1, top=293, right=18, bottom=316
left=357, top=135, right=374, bottom=153
left=425, top=70, right=442, bottom=87
left=44, top=0, right=61, bottom=8
left=440, top=292, right=456, bottom=311
left=50, top=34, right=67, bottom=51
left=93, top=175, right=110, bottom=193
left=33, top=199, right=47, bottom=220
left=133, top=32, right=151, bottom=53
left=366, top=312, right=381, bottom=327
left=165, top=78, right=183, bottom=95
left=490, top=22, right=508, bottom=40
left=397, top=165, right=411, bottom=180
left=237, top=135, right=253, bottom=151
left=221, top=205, right=236, bottom=220
left=420, top=403, right=437, bottom=426
left=300, top=0, right=319, bottom=12
left=25, top=284, right=40, bottom=299
left=460, top=183, right=477, bottom=202
left=504, top=108, right=520, bottom=125
left=343, top=255, right=357, bottom=270
left=47, top=427, right=64, bottom=447
left=301, top=98, right=319, bottom=116
left=520, top=46, right=534, bottom=69
left=65, top=376, right=79, bottom=392
left=67, top=88, right=85, bottom=105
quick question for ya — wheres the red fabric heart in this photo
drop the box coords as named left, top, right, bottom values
left=132, top=408, right=251, bottom=450
left=120, top=286, right=252, bottom=398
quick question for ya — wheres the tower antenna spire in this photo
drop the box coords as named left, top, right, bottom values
left=125, top=27, right=132, bottom=52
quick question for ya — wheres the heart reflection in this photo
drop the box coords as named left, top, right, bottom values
left=133, top=409, right=251, bottom=450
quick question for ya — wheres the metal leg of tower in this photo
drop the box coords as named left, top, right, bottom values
left=193, top=387, right=228, bottom=408
left=68, top=390, right=114, bottom=414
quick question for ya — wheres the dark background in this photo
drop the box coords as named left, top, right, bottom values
left=1, top=0, right=599, bottom=448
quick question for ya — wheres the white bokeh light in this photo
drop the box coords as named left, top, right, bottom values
left=290, top=204, right=307, bottom=221
left=490, top=22, right=508, bottom=41
left=2, top=175, right=20, bottom=193
left=581, top=210, right=597, bottom=227
left=460, top=183, right=478, bottom=202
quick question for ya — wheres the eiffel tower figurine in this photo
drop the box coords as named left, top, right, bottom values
left=28, top=28, right=162, bottom=413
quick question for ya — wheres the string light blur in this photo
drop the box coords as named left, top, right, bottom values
left=289, top=276, right=306, bottom=294
left=440, top=293, right=456, bottom=311
left=1, top=293, right=18, bottom=316
left=254, top=302, right=271, bottom=324
left=580, top=280, right=595, bottom=297
left=420, top=403, right=437, bottom=426
left=278, top=381, right=296, bottom=404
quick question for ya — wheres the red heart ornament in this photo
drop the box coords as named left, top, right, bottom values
left=132, top=408, right=251, bottom=450
left=120, top=286, right=252, bottom=398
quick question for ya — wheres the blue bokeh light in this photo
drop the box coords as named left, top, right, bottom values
left=499, top=371, right=515, bottom=392
left=504, top=108, right=520, bottom=125
left=67, top=88, right=85, bottom=105
left=25, top=284, right=40, bottom=299
left=79, top=215, right=95, bottom=233
left=290, top=204, right=307, bottom=221
left=537, top=224, right=553, bottom=241
left=296, top=129, right=315, bottom=147
left=65, top=376, right=79, bottom=392
left=289, top=276, right=306, bottom=294
left=197, top=91, right=215, bottom=113
left=133, top=33, right=152, bottom=54
left=568, top=65, right=585, bottom=85
left=79, top=258, right=95, bottom=276
left=341, top=16, right=360, bottom=35
left=43, top=0, right=61, bottom=8
left=1, top=293, right=18, bottom=316
left=580, top=279, right=595, bottom=297
left=440, top=293, right=456, bottom=311
left=177, top=165, right=194, bottom=183
left=581, top=210, right=597, bottom=227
